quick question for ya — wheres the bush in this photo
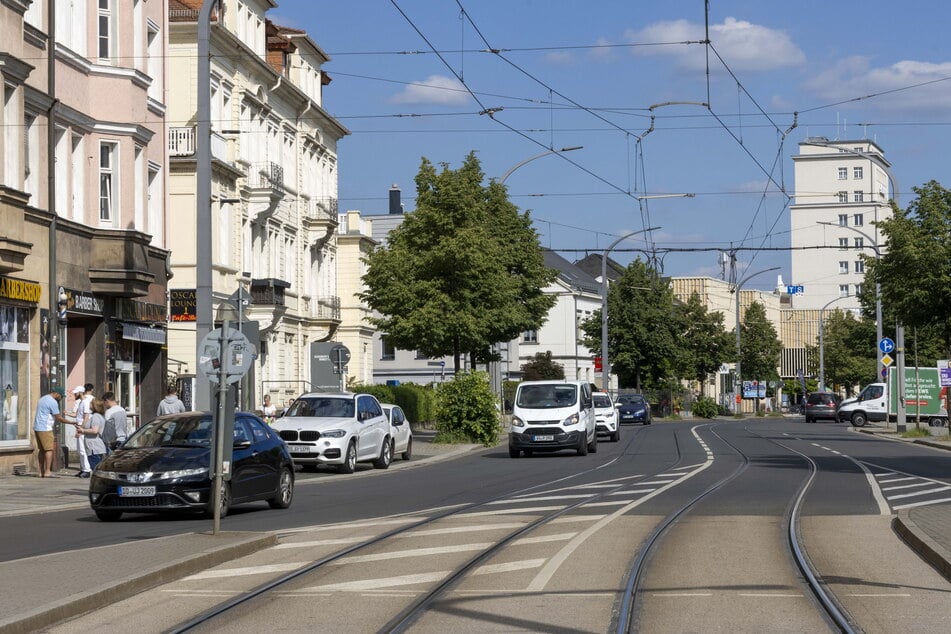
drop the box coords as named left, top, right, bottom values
left=434, top=372, right=501, bottom=446
left=692, top=397, right=719, bottom=419
left=350, top=383, right=393, bottom=404
left=391, top=383, right=436, bottom=426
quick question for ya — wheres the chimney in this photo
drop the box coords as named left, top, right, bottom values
left=389, top=184, right=402, bottom=215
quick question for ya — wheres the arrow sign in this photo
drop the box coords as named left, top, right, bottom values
left=879, top=337, right=895, bottom=354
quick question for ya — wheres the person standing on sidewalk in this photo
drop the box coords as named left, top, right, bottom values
left=71, top=385, right=92, bottom=477
left=157, top=386, right=187, bottom=415
left=101, top=391, right=129, bottom=452
left=75, top=398, right=107, bottom=473
left=33, top=387, right=68, bottom=477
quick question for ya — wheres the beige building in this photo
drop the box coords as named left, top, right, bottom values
left=166, top=1, right=347, bottom=410
left=336, top=210, right=378, bottom=386
left=0, top=0, right=171, bottom=473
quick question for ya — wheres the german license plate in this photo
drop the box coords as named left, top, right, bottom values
left=118, top=486, right=156, bottom=497
left=291, top=446, right=315, bottom=454
left=533, top=434, right=554, bottom=442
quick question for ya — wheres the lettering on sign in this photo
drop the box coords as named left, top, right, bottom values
left=169, top=289, right=197, bottom=322
left=0, top=277, right=42, bottom=304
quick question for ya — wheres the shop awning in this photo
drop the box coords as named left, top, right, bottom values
left=121, top=324, right=166, bottom=345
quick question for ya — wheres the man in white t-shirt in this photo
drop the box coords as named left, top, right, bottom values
left=71, top=385, right=92, bottom=476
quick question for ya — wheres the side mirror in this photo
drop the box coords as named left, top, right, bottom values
left=233, top=439, right=252, bottom=449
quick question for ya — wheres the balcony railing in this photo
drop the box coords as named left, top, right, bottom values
left=248, top=162, right=284, bottom=193
left=168, top=127, right=195, bottom=156
left=315, top=296, right=341, bottom=321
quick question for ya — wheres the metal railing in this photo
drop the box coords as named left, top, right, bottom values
left=168, top=127, right=195, bottom=156
left=248, top=161, right=284, bottom=193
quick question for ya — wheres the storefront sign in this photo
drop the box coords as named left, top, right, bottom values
left=121, top=324, right=167, bottom=345
left=115, top=298, right=167, bottom=323
left=63, top=288, right=105, bottom=316
left=0, top=277, right=41, bottom=304
left=169, top=289, right=197, bottom=322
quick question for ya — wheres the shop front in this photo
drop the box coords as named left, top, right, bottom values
left=111, top=298, right=168, bottom=429
left=0, top=276, right=41, bottom=470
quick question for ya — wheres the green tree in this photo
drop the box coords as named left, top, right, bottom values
left=674, top=292, right=733, bottom=391
left=580, top=259, right=679, bottom=390
left=361, top=152, right=556, bottom=374
left=737, top=301, right=782, bottom=386
left=807, top=309, right=876, bottom=395
left=520, top=351, right=565, bottom=380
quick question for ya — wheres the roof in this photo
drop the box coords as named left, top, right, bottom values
left=543, top=250, right=601, bottom=295
left=574, top=253, right=625, bottom=283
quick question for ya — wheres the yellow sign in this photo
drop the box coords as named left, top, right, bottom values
left=881, top=353, right=894, bottom=366
left=0, top=277, right=41, bottom=304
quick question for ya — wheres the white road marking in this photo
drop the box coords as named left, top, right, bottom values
left=892, top=496, right=951, bottom=510
left=881, top=482, right=934, bottom=492
left=278, top=517, right=424, bottom=534
left=608, top=489, right=656, bottom=495
left=738, top=593, right=802, bottom=598
left=183, top=562, right=306, bottom=581
left=302, top=560, right=546, bottom=592
left=584, top=500, right=635, bottom=507
left=879, top=477, right=917, bottom=484
left=847, top=593, right=912, bottom=597
left=550, top=515, right=605, bottom=524
left=274, top=537, right=365, bottom=549
left=395, top=523, right=524, bottom=538
left=332, top=543, right=492, bottom=564
left=886, top=486, right=951, bottom=500
left=511, top=533, right=576, bottom=545
left=474, top=559, right=547, bottom=575
left=458, top=506, right=566, bottom=517
left=487, top=495, right=591, bottom=505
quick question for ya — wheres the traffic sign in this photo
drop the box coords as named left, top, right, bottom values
left=198, top=327, right=254, bottom=385
left=881, top=366, right=888, bottom=379
left=879, top=337, right=895, bottom=354
left=881, top=353, right=893, bottom=367
left=786, top=285, right=804, bottom=296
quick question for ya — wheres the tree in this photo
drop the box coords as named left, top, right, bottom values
left=580, top=259, right=679, bottom=390
left=737, top=301, right=782, bottom=387
left=361, top=152, right=556, bottom=374
left=521, top=351, right=565, bottom=381
left=807, top=309, right=876, bottom=396
left=674, top=292, right=733, bottom=391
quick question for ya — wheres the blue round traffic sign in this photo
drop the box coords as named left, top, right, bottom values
left=879, top=337, right=895, bottom=354
left=881, top=366, right=888, bottom=379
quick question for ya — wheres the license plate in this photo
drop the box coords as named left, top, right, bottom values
left=118, top=486, right=156, bottom=497
left=533, top=434, right=554, bottom=442
left=291, top=445, right=315, bottom=454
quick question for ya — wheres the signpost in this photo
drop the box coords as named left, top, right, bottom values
left=197, top=321, right=253, bottom=535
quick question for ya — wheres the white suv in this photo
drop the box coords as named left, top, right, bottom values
left=593, top=391, right=620, bottom=442
left=272, top=393, right=391, bottom=473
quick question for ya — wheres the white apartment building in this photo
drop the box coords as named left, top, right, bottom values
left=790, top=138, right=892, bottom=311
left=166, top=0, right=348, bottom=410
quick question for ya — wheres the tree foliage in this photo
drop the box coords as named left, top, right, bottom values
left=806, top=309, right=876, bottom=395
left=361, top=152, right=556, bottom=373
left=433, top=372, right=500, bottom=446
left=736, top=301, right=782, bottom=384
left=520, top=351, right=565, bottom=381
left=674, top=292, right=733, bottom=389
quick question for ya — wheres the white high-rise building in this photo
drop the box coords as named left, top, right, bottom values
left=789, top=138, right=893, bottom=311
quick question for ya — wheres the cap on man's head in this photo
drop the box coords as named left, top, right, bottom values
left=51, top=386, right=66, bottom=397
left=72, top=385, right=86, bottom=394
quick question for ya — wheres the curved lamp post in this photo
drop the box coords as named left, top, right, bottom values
left=818, top=294, right=850, bottom=392
left=734, top=266, right=780, bottom=412
left=497, top=146, right=583, bottom=184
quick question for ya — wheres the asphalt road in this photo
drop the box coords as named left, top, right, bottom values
left=11, top=419, right=951, bottom=632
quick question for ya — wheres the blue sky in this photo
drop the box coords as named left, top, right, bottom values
left=271, top=0, right=951, bottom=291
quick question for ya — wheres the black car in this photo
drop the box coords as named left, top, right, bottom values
left=615, top=394, right=652, bottom=425
left=804, top=392, right=840, bottom=423
left=89, top=412, right=294, bottom=521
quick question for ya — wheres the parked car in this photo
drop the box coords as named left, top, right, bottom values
left=88, top=412, right=294, bottom=522
left=382, top=403, right=413, bottom=460
left=509, top=380, right=597, bottom=457
left=615, top=394, right=652, bottom=425
left=804, top=392, right=840, bottom=423
left=593, top=391, right=620, bottom=442
left=271, top=392, right=392, bottom=473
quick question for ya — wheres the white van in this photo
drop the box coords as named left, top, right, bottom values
left=509, top=380, right=597, bottom=458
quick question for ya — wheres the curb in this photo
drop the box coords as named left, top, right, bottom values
left=892, top=512, right=951, bottom=583
left=0, top=531, right=276, bottom=634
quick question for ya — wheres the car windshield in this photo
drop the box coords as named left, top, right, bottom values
left=593, top=394, right=613, bottom=408
left=517, top=385, right=577, bottom=409
left=125, top=415, right=212, bottom=448
left=286, top=397, right=355, bottom=418
left=618, top=395, right=646, bottom=405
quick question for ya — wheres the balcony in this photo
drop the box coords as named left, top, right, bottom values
left=304, top=197, right=338, bottom=250
left=245, top=162, right=285, bottom=219
left=250, top=277, right=290, bottom=307
left=168, top=127, right=229, bottom=162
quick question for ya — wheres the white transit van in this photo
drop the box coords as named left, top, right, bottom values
left=508, top=380, right=597, bottom=458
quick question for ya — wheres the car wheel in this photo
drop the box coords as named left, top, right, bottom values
left=373, top=437, right=392, bottom=469
left=588, top=430, right=598, bottom=454
left=611, top=428, right=620, bottom=442
left=267, top=467, right=294, bottom=509
left=509, top=446, right=520, bottom=458
left=338, top=441, right=357, bottom=474
left=95, top=509, right=122, bottom=522
left=851, top=412, right=867, bottom=428
left=576, top=431, right=588, bottom=456
left=205, top=480, right=230, bottom=519
left=401, top=437, right=413, bottom=461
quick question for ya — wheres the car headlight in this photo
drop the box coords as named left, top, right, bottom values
left=561, top=413, right=580, bottom=426
left=511, top=416, right=525, bottom=428
left=162, top=468, right=209, bottom=480
left=322, top=429, right=347, bottom=438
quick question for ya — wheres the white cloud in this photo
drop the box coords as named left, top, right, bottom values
left=624, top=17, right=805, bottom=72
left=803, top=56, right=951, bottom=112
left=544, top=51, right=576, bottom=66
left=588, top=37, right=617, bottom=63
left=389, top=75, right=470, bottom=105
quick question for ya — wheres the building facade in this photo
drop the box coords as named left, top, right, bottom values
left=0, top=0, right=171, bottom=474
left=166, top=0, right=347, bottom=411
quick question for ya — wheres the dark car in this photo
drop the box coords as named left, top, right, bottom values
left=804, top=392, right=840, bottom=423
left=88, top=412, right=294, bottom=521
left=615, top=394, right=652, bottom=425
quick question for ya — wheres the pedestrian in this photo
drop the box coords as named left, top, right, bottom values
left=157, top=385, right=187, bottom=415
left=71, top=385, right=92, bottom=477
left=262, top=394, right=277, bottom=423
left=33, top=387, right=68, bottom=477
left=101, top=391, right=129, bottom=451
left=75, top=398, right=107, bottom=474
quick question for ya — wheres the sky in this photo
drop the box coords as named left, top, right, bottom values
left=270, top=0, right=951, bottom=291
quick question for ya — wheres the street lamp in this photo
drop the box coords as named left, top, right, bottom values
left=497, top=146, right=583, bottom=185
left=818, top=221, right=883, bottom=376
left=733, top=267, right=780, bottom=412
left=818, top=294, right=850, bottom=392
left=600, top=225, right=662, bottom=393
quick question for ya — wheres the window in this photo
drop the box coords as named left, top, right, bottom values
left=837, top=191, right=848, bottom=203
left=839, top=285, right=850, bottom=298
left=854, top=237, right=863, bottom=249
left=4, top=83, right=20, bottom=187
left=99, top=141, right=118, bottom=223
left=837, top=167, right=848, bottom=180
left=853, top=166, right=863, bottom=179
left=838, top=214, right=848, bottom=226
left=523, top=329, right=538, bottom=343
left=71, top=133, right=85, bottom=221
left=23, top=113, right=38, bottom=199
left=853, top=190, right=864, bottom=202
left=148, top=165, right=161, bottom=244
left=147, top=23, right=162, bottom=101
left=133, top=146, right=144, bottom=229
left=853, top=213, right=864, bottom=226
left=854, top=283, right=863, bottom=295
left=838, top=238, right=848, bottom=250
left=380, top=336, right=395, bottom=361
left=98, top=0, right=115, bottom=61
left=854, top=260, right=865, bottom=274
left=839, top=261, right=849, bottom=274
left=853, top=147, right=863, bottom=153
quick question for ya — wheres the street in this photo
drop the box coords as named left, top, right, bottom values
left=4, top=420, right=951, bottom=633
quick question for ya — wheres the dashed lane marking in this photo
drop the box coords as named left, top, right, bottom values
left=886, top=486, right=951, bottom=501
left=881, top=482, right=934, bottom=492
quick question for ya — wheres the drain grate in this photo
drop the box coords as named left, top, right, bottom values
left=12, top=464, right=27, bottom=476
